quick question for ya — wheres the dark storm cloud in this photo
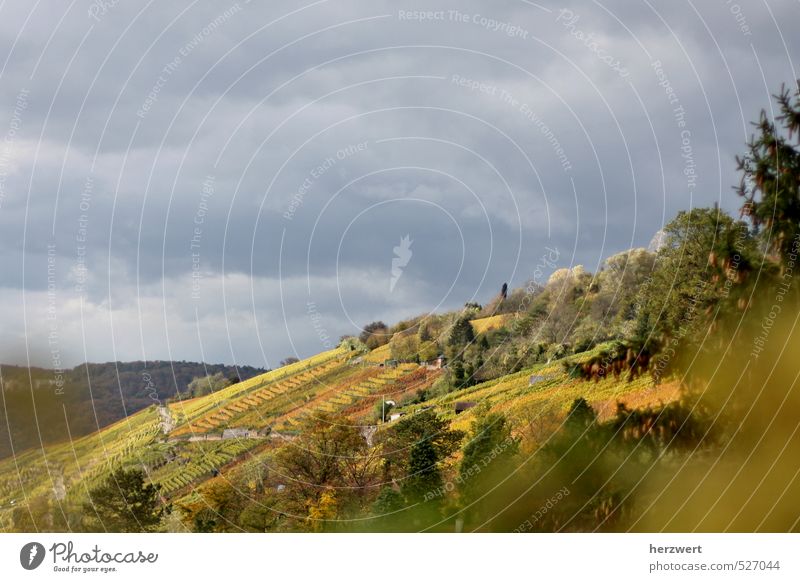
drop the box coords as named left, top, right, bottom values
left=0, top=0, right=797, bottom=366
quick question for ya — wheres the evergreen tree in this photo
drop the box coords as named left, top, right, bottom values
left=449, top=316, right=475, bottom=347
left=565, top=397, right=597, bottom=434
left=634, top=207, right=759, bottom=359
left=83, top=468, right=166, bottom=532
left=451, top=357, right=465, bottom=388
left=402, top=439, right=442, bottom=504
left=372, top=487, right=405, bottom=515
left=418, top=321, right=432, bottom=342
left=463, top=362, right=475, bottom=388
left=459, top=411, right=518, bottom=500
left=737, top=82, right=800, bottom=266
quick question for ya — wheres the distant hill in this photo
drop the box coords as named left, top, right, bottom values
left=0, top=361, right=268, bottom=460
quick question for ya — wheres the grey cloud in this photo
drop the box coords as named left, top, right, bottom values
left=0, top=0, right=797, bottom=365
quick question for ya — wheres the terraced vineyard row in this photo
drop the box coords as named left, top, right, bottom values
left=170, top=346, right=349, bottom=423
left=343, top=366, right=441, bottom=418
left=279, top=364, right=419, bottom=430
left=155, top=438, right=262, bottom=493
left=170, top=355, right=349, bottom=436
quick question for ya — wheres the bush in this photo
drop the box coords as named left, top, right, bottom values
left=418, top=340, right=439, bottom=362
left=545, top=343, right=569, bottom=362
left=562, top=359, right=582, bottom=379
left=186, top=372, right=232, bottom=397
left=389, top=332, right=420, bottom=362
left=361, top=321, right=391, bottom=348
left=572, top=337, right=595, bottom=354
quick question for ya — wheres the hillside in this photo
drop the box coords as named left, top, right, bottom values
left=0, top=323, right=676, bottom=532
left=0, top=360, right=268, bottom=461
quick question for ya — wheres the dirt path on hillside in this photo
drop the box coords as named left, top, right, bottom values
left=158, top=405, right=175, bottom=434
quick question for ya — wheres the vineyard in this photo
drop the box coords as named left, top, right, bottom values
left=152, top=438, right=266, bottom=494
left=0, top=345, right=369, bottom=529
left=169, top=348, right=351, bottom=437
left=361, top=343, right=392, bottom=364
left=0, top=406, right=163, bottom=529
left=343, top=366, right=442, bottom=419
left=0, top=337, right=673, bottom=531
left=274, top=363, right=421, bottom=431
left=394, top=342, right=679, bottom=436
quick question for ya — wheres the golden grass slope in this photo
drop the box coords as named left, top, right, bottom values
left=470, top=314, right=513, bottom=334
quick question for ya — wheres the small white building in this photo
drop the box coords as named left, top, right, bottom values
left=222, top=428, right=258, bottom=439
left=529, top=374, right=547, bottom=386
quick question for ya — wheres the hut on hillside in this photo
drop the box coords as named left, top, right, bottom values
left=454, top=401, right=477, bottom=415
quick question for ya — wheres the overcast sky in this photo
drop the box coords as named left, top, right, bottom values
left=0, top=0, right=797, bottom=369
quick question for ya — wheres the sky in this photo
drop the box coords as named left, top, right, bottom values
left=0, top=0, right=797, bottom=369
